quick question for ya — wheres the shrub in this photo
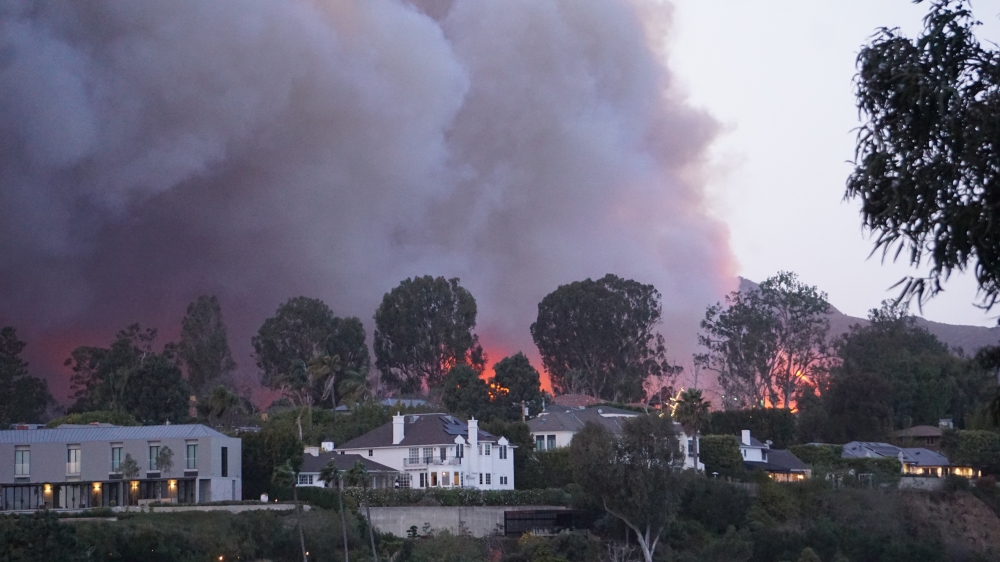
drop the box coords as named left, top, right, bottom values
left=699, top=435, right=745, bottom=479
left=707, top=408, right=796, bottom=448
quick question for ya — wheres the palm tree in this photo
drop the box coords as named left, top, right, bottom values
left=347, top=460, right=378, bottom=562
left=320, top=461, right=350, bottom=562
left=674, top=388, right=711, bottom=472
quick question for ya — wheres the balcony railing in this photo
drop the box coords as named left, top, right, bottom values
left=403, top=457, right=462, bottom=467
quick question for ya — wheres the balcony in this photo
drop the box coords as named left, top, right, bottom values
left=403, top=457, right=462, bottom=467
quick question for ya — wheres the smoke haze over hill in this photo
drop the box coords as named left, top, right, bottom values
left=0, top=0, right=736, bottom=400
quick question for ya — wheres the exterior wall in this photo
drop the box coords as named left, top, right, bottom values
left=739, top=445, right=766, bottom=463
left=529, top=430, right=575, bottom=451
left=337, top=441, right=514, bottom=490
left=529, top=427, right=704, bottom=471
left=0, top=427, right=241, bottom=509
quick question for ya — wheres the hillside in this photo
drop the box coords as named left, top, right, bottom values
left=738, top=278, right=1000, bottom=354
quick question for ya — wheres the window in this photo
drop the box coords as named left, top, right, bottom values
left=442, top=472, right=450, bottom=486
left=546, top=435, right=555, bottom=450
left=484, top=443, right=491, bottom=456
left=453, top=472, right=459, bottom=486
left=456, top=444, right=464, bottom=458
left=535, top=436, right=545, bottom=451
left=478, top=443, right=483, bottom=455
left=687, top=439, right=695, bottom=457
left=479, top=473, right=483, bottom=485
left=485, top=473, right=491, bottom=485
left=297, top=474, right=314, bottom=485
left=368, top=449, right=373, bottom=457
left=440, top=447, right=447, bottom=461
left=186, top=444, right=198, bottom=470
left=408, top=448, right=419, bottom=464
left=149, top=445, right=160, bottom=471
left=500, top=476, right=508, bottom=485
left=221, top=447, right=229, bottom=477
left=398, top=474, right=411, bottom=488
left=419, top=473, right=427, bottom=488
left=499, top=445, right=507, bottom=459
left=14, top=447, right=29, bottom=476
left=430, top=472, right=438, bottom=487
left=742, top=449, right=746, bottom=458
left=67, top=446, right=81, bottom=475
left=423, top=447, right=433, bottom=463
left=111, top=446, right=123, bottom=472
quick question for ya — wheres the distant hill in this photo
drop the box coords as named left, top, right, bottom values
left=738, top=277, right=1000, bottom=355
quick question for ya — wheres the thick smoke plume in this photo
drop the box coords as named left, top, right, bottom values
left=0, top=0, right=735, bottom=400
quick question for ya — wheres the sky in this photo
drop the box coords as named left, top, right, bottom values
left=669, top=0, right=1000, bottom=326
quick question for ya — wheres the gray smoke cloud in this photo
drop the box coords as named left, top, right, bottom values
left=0, top=0, right=735, bottom=399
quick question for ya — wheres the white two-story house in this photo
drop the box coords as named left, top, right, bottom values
left=335, top=413, right=514, bottom=490
left=527, top=405, right=704, bottom=471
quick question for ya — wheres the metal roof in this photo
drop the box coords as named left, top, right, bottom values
left=0, top=424, right=230, bottom=444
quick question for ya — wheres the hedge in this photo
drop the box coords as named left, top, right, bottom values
left=275, top=487, right=571, bottom=508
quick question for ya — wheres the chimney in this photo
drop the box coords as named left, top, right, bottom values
left=468, top=417, right=479, bottom=484
left=741, top=430, right=751, bottom=446
left=321, top=441, right=335, bottom=452
left=392, top=413, right=405, bottom=445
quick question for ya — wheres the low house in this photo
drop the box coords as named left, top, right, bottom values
left=893, top=425, right=943, bottom=447
left=335, top=413, right=514, bottom=490
left=526, top=405, right=704, bottom=471
left=298, top=443, right=401, bottom=488
left=738, top=430, right=809, bottom=482
left=0, top=424, right=241, bottom=511
left=841, top=441, right=979, bottom=478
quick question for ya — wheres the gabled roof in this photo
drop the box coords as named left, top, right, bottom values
left=527, top=406, right=638, bottom=435
left=338, top=414, right=498, bottom=449
left=0, top=424, right=229, bottom=444
left=841, top=442, right=953, bottom=467
left=300, top=452, right=397, bottom=474
left=744, top=449, right=808, bottom=473
left=740, top=436, right=769, bottom=449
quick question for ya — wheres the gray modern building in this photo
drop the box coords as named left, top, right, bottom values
left=0, top=424, right=241, bottom=511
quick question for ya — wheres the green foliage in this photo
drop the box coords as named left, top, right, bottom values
left=173, top=295, right=236, bottom=397
left=0, top=327, right=53, bottom=426
left=46, top=410, right=140, bottom=428
left=941, top=429, right=1000, bottom=473
left=0, top=512, right=81, bottom=562
left=848, top=0, right=1000, bottom=308
left=252, top=296, right=369, bottom=407
left=400, top=531, right=484, bottom=562
left=119, top=453, right=140, bottom=480
left=490, top=352, right=543, bottom=420
left=519, top=448, right=574, bottom=490
left=530, top=274, right=679, bottom=403
left=571, top=414, right=680, bottom=562
left=66, top=324, right=190, bottom=424
left=676, top=472, right=753, bottom=534
left=788, top=444, right=843, bottom=467
left=826, top=301, right=992, bottom=436
left=757, top=481, right=799, bottom=522
left=241, top=424, right=303, bottom=499
left=698, top=435, right=744, bottom=479
left=797, top=547, right=822, bottom=562
left=374, top=276, right=485, bottom=394
left=442, top=364, right=492, bottom=419
left=707, top=408, right=795, bottom=449
left=696, top=272, right=831, bottom=410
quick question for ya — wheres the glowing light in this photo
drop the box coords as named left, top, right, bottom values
left=43, top=484, right=52, bottom=493
left=168, top=479, right=177, bottom=489
left=93, top=483, right=101, bottom=491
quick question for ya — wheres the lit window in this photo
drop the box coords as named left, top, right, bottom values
left=453, top=472, right=459, bottom=486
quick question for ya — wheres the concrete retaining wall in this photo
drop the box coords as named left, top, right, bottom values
left=899, top=477, right=945, bottom=491
left=368, top=506, right=566, bottom=538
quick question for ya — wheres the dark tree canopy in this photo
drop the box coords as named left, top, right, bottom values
left=571, top=414, right=681, bottom=562
left=696, top=272, right=831, bottom=410
left=531, top=274, right=678, bottom=403
left=373, top=276, right=485, bottom=394
left=253, top=296, right=369, bottom=399
left=848, top=0, right=1000, bottom=308
left=66, top=324, right=190, bottom=424
left=0, top=327, right=52, bottom=426
left=174, top=295, right=237, bottom=397
left=490, top=352, right=543, bottom=420
left=828, top=301, right=991, bottom=434
left=441, top=364, right=491, bottom=420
